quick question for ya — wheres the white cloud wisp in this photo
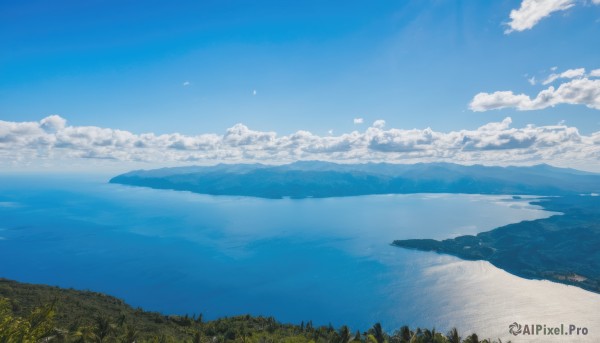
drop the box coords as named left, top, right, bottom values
left=542, top=68, right=586, bottom=85
left=506, top=0, right=575, bottom=33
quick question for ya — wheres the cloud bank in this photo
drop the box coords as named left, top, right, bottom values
left=470, top=68, right=600, bottom=111
left=1, top=115, right=599, bottom=171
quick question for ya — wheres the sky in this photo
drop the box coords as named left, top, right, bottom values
left=1, top=0, right=600, bottom=172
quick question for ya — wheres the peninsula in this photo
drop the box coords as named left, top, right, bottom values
left=110, top=161, right=600, bottom=199
left=394, top=195, right=600, bottom=293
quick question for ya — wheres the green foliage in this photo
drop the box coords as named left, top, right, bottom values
left=370, top=323, right=385, bottom=343
left=0, top=297, right=56, bottom=343
left=0, top=279, right=511, bottom=343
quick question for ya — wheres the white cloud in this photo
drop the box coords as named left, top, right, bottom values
left=506, top=0, right=575, bottom=33
left=373, top=120, right=386, bottom=129
left=40, top=115, right=67, bottom=132
left=528, top=76, right=537, bottom=85
left=1, top=115, right=600, bottom=171
left=506, top=0, right=600, bottom=33
left=562, top=68, right=586, bottom=78
left=590, top=69, right=600, bottom=77
left=183, top=81, right=191, bottom=86
left=470, top=77, right=600, bottom=111
left=470, top=91, right=531, bottom=111
left=542, top=68, right=585, bottom=85
left=353, top=118, right=364, bottom=124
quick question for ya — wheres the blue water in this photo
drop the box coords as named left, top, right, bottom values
left=0, top=174, right=552, bottom=331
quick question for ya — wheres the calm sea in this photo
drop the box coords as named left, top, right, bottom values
left=1, top=174, right=598, bottom=342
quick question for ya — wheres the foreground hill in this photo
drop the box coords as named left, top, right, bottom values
left=0, top=278, right=499, bottom=342
left=394, top=195, right=600, bottom=293
left=110, top=161, right=600, bottom=198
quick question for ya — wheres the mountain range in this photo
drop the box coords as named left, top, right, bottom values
left=109, top=161, right=600, bottom=198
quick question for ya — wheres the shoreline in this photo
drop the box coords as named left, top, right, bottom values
left=392, top=195, right=600, bottom=294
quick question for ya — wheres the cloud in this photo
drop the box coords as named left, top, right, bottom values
left=353, top=118, right=364, bottom=124
left=1, top=115, right=600, bottom=171
left=527, top=76, right=537, bottom=85
left=40, top=115, right=67, bottom=132
left=506, top=0, right=600, bottom=33
left=542, top=68, right=585, bottom=85
left=373, top=120, right=386, bottom=129
left=506, top=0, right=575, bottom=33
left=590, top=69, right=600, bottom=77
left=470, top=77, right=600, bottom=111
left=182, top=81, right=191, bottom=86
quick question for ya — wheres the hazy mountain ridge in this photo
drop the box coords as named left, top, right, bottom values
left=110, top=161, right=600, bottom=198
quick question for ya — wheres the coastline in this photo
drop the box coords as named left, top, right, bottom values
left=392, top=195, right=600, bottom=293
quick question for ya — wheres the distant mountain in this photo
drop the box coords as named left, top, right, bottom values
left=109, top=161, right=600, bottom=198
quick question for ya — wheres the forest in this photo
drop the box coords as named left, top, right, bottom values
left=0, top=278, right=508, bottom=343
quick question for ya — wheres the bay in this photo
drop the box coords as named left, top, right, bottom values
left=0, top=174, right=598, bottom=342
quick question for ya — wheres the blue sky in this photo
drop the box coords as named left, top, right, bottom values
left=1, top=0, right=600, bottom=171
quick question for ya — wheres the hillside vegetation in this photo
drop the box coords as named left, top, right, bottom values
left=0, top=278, right=507, bottom=343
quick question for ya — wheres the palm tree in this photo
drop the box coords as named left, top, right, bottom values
left=447, top=328, right=460, bottom=343
left=192, top=331, right=202, bottom=343
left=121, top=324, right=138, bottom=343
left=399, top=326, right=411, bottom=342
left=372, top=323, right=385, bottom=343
left=422, top=328, right=436, bottom=343
left=464, top=333, right=479, bottom=343
left=93, top=316, right=113, bottom=343
left=337, top=325, right=351, bottom=343
left=239, top=325, right=249, bottom=343
left=116, top=314, right=127, bottom=328
left=25, top=301, right=57, bottom=341
left=409, top=328, right=422, bottom=343
left=71, top=325, right=95, bottom=343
